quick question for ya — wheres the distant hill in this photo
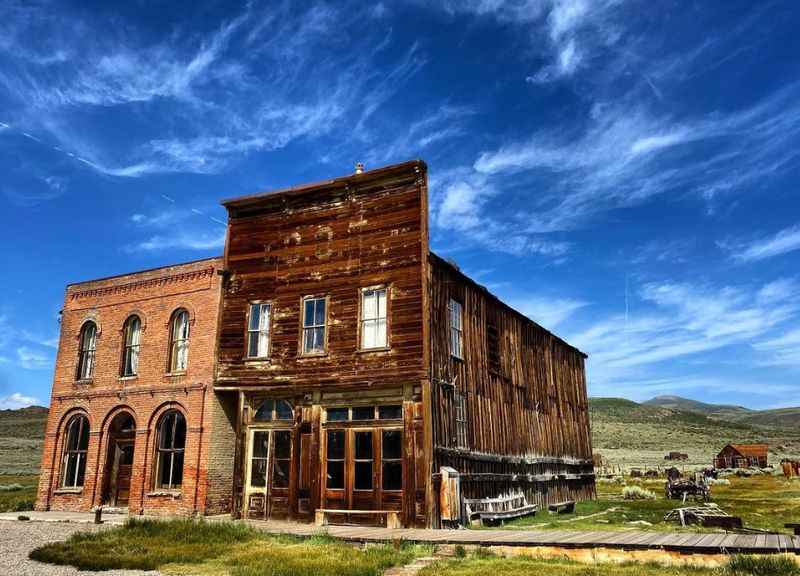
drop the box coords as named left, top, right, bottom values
left=590, top=397, right=800, bottom=469
left=643, top=395, right=799, bottom=428
left=0, top=405, right=48, bottom=475
left=643, top=395, right=752, bottom=420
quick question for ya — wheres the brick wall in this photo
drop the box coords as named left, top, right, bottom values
left=36, top=257, right=230, bottom=516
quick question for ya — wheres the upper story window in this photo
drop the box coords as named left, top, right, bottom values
left=168, top=309, right=190, bottom=373
left=449, top=298, right=463, bottom=359
left=154, top=410, right=186, bottom=490
left=302, top=297, right=326, bottom=355
left=121, top=315, right=141, bottom=377
left=61, top=414, right=89, bottom=488
left=247, top=303, right=271, bottom=358
left=360, top=287, right=388, bottom=350
left=76, top=322, right=97, bottom=380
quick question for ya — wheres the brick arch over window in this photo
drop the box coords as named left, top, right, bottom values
left=99, top=405, right=138, bottom=434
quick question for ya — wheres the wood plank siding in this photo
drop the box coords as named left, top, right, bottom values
left=217, top=161, right=431, bottom=526
left=428, top=253, right=595, bottom=512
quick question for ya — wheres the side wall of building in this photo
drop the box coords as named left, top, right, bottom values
left=428, top=254, right=595, bottom=514
left=36, top=258, right=231, bottom=515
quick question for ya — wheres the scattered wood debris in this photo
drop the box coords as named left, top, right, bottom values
left=664, top=504, right=743, bottom=530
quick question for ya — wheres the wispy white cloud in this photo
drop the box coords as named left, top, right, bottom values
left=126, top=231, right=226, bottom=253
left=725, top=224, right=800, bottom=263
left=16, top=346, right=51, bottom=370
left=431, top=167, right=571, bottom=257
left=0, top=392, right=40, bottom=410
left=471, top=83, right=800, bottom=231
left=571, top=278, right=800, bottom=386
left=507, top=295, right=588, bottom=329
left=754, top=328, right=800, bottom=367
left=0, top=3, right=428, bottom=177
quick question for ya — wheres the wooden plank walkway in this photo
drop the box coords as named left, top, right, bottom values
left=248, top=520, right=800, bottom=555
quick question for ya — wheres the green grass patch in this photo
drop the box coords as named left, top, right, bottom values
left=483, top=474, right=800, bottom=534
left=0, top=474, right=37, bottom=512
left=30, top=518, right=430, bottom=575
left=419, top=553, right=800, bottom=576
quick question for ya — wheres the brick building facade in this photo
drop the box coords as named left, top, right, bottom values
left=36, top=161, right=593, bottom=524
left=36, top=257, right=235, bottom=515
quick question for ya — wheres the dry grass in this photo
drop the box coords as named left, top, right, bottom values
left=0, top=474, right=37, bottom=512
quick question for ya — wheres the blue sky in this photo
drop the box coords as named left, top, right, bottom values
left=1, top=0, right=799, bottom=410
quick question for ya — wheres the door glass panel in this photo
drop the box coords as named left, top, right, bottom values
left=272, top=430, right=291, bottom=489
left=382, top=430, right=401, bottom=459
left=250, top=431, right=269, bottom=488
left=354, top=431, right=373, bottom=491
left=382, top=430, right=402, bottom=491
left=326, top=430, right=345, bottom=489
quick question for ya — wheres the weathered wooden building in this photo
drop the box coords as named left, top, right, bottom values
left=37, top=160, right=593, bottom=526
left=713, top=443, right=768, bottom=469
left=215, top=160, right=593, bottom=527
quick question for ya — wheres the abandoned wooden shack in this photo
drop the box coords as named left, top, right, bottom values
left=665, top=452, right=689, bottom=461
left=713, top=443, right=768, bottom=469
left=36, top=160, right=594, bottom=527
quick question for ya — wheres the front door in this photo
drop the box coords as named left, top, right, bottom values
left=114, top=442, right=134, bottom=506
left=244, top=429, right=292, bottom=519
left=323, top=427, right=402, bottom=523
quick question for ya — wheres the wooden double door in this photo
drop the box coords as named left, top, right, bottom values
left=322, top=426, right=403, bottom=517
left=244, top=428, right=292, bottom=519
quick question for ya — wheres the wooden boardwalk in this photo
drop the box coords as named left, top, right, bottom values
left=250, top=521, right=800, bottom=555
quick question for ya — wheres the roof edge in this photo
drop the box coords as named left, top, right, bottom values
left=221, top=159, right=427, bottom=209
left=66, top=256, right=222, bottom=288
left=429, top=251, right=588, bottom=359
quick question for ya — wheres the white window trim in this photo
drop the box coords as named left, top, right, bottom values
left=360, top=287, right=388, bottom=350
left=247, top=302, right=272, bottom=359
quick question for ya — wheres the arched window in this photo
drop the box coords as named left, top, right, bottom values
left=76, top=322, right=97, bottom=380
left=61, top=415, right=89, bottom=488
left=154, top=410, right=186, bottom=490
left=121, top=316, right=141, bottom=377
left=168, top=309, right=190, bottom=373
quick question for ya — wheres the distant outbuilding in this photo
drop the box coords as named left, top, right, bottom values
left=665, top=451, right=688, bottom=461
left=713, top=443, right=768, bottom=469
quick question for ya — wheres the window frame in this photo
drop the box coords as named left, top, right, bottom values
left=299, top=295, right=329, bottom=356
left=76, top=321, right=97, bottom=381
left=120, top=315, right=142, bottom=378
left=60, top=414, right=89, bottom=489
left=453, top=390, right=469, bottom=449
left=358, top=285, right=390, bottom=351
left=245, top=301, right=272, bottom=360
left=448, top=298, right=464, bottom=360
left=167, top=309, right=191, bottom=374
left=153, top=410, right=186, bottom=491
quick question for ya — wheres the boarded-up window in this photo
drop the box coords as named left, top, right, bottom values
left=449, top=298, right=463, bottom=359
left=454, top=391, right=468, bottom=449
